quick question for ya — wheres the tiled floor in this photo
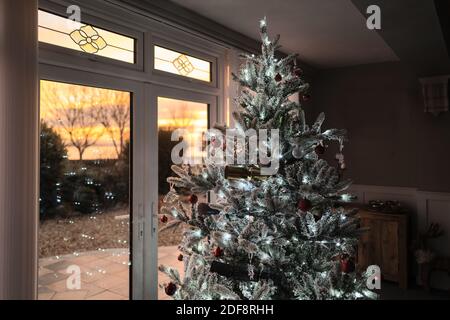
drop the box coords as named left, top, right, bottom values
left=39, top=246, right=450, bottom=300
left=38, top=246, right=182, bottom=300
left=39, top=248, right=130, bottom=300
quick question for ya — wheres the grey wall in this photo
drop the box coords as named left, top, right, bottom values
left=311, top=62, right=450, bottom=192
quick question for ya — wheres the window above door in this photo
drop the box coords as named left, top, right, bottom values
left=154, top=45, right=211, bottom=82
left=38, top=9, right=136, bottom=64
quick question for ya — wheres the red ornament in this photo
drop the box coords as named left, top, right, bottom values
left=301, top=94, right=311, bottom=102
left=160, top=215, right=168, bottom=223
left=293, top=67, right=303, bottom=77
left=274, top=73, right=282, bottom=82
left=189, top=194, right=198, bottom=204
left=177, top=254, right=184, bottom=261
left=298, top=198, right=312, bottom=212
left=315, top=144, right=325, bottom=155
left=340, top=255, right=355, bottom=273
left=213, top=247, right=224, bottom=257
left=165, top=282, right=177, bottom=296
left=211, top=136, right=222, bottom=148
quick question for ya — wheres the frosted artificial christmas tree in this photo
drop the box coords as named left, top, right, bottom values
left=159, top=18, right=376, bottom=300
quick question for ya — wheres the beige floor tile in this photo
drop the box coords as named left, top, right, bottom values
left=52, top=290, right=89, bottom=300
left=38, top=271, right=68, bottom=286
left=86, top=290, right=125, bottom=300
left=113, top=269, right=130, bottom=281
left=45, top=260, right=73, bottom=273
left=84, top=258, right=114, bottom=270
left=47, top=279, right=71, bottom=293
left=38, top=267, right=53, bottom=277
left=109, top=283, right=130, bottom=298
left=93, top=274, right=127, bottom=290
left=38, top=292, right=56, bottom=300
left=70, top=254, right=100, bottom=265
left=81, top=269, right=108, bottom=284
left=82, top=283, right=107, bottom=298
left=103, top=255, right=129, bottom=264
left=39, top=257, right=60, bottom=267
left=103, top=262, right=128, bottom=275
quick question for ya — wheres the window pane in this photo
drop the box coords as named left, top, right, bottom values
left=157, top=97, right=208, bottom=299
left=39, top=80, right=131, bottom=300
left=38, top=10, right=135, bottom=64
left=154, top=46, right=211, bottom=82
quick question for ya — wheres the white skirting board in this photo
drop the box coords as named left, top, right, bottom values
left=348, top=184, right=450, bottom=290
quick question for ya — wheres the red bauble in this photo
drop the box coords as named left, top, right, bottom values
left=298, top=198, right=312, bottom=212
left=315, top=144, right=325, bottom=155
left=274, top=73, right=282, bottom=82
left=189, top=194, right=198, bottom=204
left=293, top=67, right=303, bottom=77
left=301, top=94, right=311, bottom=102
left=177, top=254, right=184, bottom=261
left=211, top=136, right=222, bottom=148
left=165, top=282, right=177, bottom=296
left=340, top=256, right=355, bottom=273
left=160, top=215, right=168, bottom=223
left=213, top=247, right=224, bottom=257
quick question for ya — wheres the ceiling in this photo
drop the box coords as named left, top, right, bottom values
left=352, top=0, right=450, bottom=76
left=169, top=0, right=399, bottom=69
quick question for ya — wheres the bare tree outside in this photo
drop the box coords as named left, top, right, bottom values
left=95, top=90, right=130, bottom=158
left=43, top=84, right=105, bottom=160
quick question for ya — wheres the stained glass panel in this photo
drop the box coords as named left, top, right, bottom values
left=38, top=10, right=135, bottom=64
left=154, top=46, right=211, bottom=82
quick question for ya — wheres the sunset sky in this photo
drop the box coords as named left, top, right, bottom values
left=40, top=81, right=208, bottom=160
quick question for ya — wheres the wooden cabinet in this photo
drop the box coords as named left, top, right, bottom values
left=357, top=209, right=408, bottom=289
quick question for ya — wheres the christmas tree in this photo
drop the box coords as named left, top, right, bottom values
left=159, top=18, right=376, bottom=300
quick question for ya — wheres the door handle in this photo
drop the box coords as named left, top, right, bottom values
left=137, top=203, right=144, bottom=240
left=151, top=201, right=157, bottom=236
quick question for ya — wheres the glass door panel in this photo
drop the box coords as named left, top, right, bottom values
left=38, top=80, right=131, bottom=300
left=157, top=96, right=209, bottom=300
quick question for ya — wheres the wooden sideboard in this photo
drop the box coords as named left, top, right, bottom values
left=357, top=209, right=408, bottom=289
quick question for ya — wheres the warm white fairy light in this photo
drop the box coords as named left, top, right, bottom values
left=341, top=194, right=352, bottom=202
left=260, top=252, right=270, bottom=261
left=193, top=229, right=203, bottom=238
left=222, top=233, right=232, bottom=242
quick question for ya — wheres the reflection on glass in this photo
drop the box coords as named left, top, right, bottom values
left=154, top=46, right=211, bottom=82
left=38, top=10, right=135, bottom=63
left=39, top=80, right=131, bottom=300
left=157, top=97, right=208, bottom=299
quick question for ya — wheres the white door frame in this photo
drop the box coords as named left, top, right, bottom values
left=38, top=64, right=147, bottom=299
left=144, top=83, right=218, bottom=300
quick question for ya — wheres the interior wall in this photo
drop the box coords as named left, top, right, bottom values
left=311, top=61, right=450, bottom=193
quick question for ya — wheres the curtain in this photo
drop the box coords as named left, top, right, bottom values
left=420, top=76, right=449, bottom=116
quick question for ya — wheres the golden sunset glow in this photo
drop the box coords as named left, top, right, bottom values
left=158, top=97, right=208, bottom=162
left=40, top=79, right=209, bottom=161
left=40, top=80, right=131, bottom=160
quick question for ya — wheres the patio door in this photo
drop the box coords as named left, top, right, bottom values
left=144, top=84, right=218, bottom=300
left=38, top=65, right=146, bottom=300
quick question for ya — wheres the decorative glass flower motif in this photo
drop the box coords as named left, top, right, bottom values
left=69, top=25, right=107, bottom=54
left=172, top=54, right=195, bottom=76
